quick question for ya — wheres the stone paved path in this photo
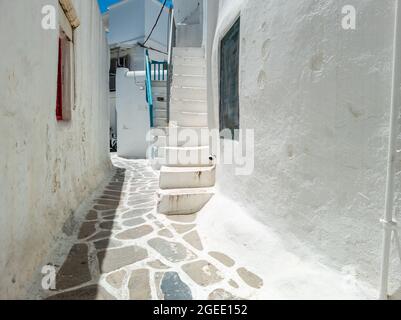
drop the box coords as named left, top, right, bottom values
left=46, top=156, right=263, bottom=300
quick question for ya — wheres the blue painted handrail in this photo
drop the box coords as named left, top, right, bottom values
left=145, top=49, right=168, bottom=128
left=145, top=50, right=154, bottom=127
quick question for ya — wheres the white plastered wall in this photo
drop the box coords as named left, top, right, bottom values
left=208, top=0, right=401, bottom=292
left=116, top=68, right=150, bottom=159
left=0, top=0, right=110, bottom=298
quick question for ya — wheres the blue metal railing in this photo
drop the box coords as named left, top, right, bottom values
left=145, top=49, right=168, bottom=128
left=145, top=50, right=154, bottom=127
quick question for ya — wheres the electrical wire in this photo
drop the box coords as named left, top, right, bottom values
left=137, top=42, right=167, bottom=55
left=142, top=0, right=167, bottom=46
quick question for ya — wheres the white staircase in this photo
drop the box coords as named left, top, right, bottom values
left=156, top=47, right=216, bottom=215
left=152, top=80, right=168, bottom=128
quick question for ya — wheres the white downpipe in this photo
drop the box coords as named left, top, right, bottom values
left=379, top=0, right=401, bottom=300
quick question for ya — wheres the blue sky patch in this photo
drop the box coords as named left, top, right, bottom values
left=98, top=0, right=173, bottom=13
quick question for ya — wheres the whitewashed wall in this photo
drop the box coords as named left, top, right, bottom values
left=207, top=0, right=399, bottom=290
left=110, top=92, right=117, bottom=138
left=174, top=0, right=204, bottom=47
left=116, top=68, right=150, bottom=158
left=0, top=0, right=110, bottom=298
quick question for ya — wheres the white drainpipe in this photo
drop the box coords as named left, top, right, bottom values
left=379, top=0, right=401, bottom=300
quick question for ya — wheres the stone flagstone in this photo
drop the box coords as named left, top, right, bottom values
left=158, top=228, right=174, bottom=238
left=97, top=246, right=148, bottom=273
left=208, top=289, right=244, bottom=300
left=161, top=272, right=193, bottom=300
left=182, top=260, right=224, bottom=287
left=46, top=157, right=264, bottom=300
left=183, top=230, right=203, bottom=251
left=56, top=244, right=91, bottom=290
left=172, top=223, right=196, bottom=234
left=209, top=251, right=235, bottom=267
left=167, top=214, right=197, bottom=223
left=237, top=267, right=263, bottom=289
left=78, top=222, right=97, bottom=239
left=115, top=225, right=153, bottom=240
left=106, top=270, right=126, bottom=289
left=148, top=238, right=197, bottom=263
left=147, top=260, right=170, bottom=270
left=129, top=269, right=151, bottom=300
left=123, top=217, right=146, bottom=227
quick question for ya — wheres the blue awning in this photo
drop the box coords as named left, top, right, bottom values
left=158, top=0, right=173, bottom=9
left=98, top=0, right=124, bottom=13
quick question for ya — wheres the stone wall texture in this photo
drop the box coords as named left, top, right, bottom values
left=0, top=0, right=110, bottom=298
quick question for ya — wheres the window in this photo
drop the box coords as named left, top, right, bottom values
left=56, top=4, right=75, bottom=121
left=219, top=18, right=240, bottom=138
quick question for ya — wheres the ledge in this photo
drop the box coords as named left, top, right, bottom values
left=59, top=0, right=80, bottom=28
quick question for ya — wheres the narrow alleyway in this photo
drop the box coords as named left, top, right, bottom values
left=44, top=155, right=263, bottom=300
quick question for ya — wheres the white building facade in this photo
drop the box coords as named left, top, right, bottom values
left=0, top=0, right=110, bottom=299
left=104, top=0, right=170, bottom=158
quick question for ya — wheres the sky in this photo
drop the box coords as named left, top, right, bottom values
left=97, top=0, right=173, bottom=13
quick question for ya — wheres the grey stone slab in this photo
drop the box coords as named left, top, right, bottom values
left=129, top=269, right=151, bottom=300
left=56, top=244, right=91, bottom=290
left=148, top=238, right=197, bottom=263
left=237, top=268, right=263, bottom=289
left=209, top=251, right=235, bottom=267
left=115, top=225, right=154, bottom=240
left=208, top=289, right=244, bottom=300
left=97, top=246, right=148, bottom=273
left=161, top=272, right=192, bottom=300
left=182, top=260, right=224, bottom=287
left=183, top=230, right=203, bottom=251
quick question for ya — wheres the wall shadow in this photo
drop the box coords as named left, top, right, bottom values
left=47, top=165, right=126, bottom=300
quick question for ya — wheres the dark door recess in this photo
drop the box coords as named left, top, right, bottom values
left=220, top=18, right=240, bottom=138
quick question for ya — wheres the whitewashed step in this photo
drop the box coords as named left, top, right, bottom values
left=150, top=126, right=168, bottom=138
left=158, top=146, right=212, bottom=167
left=154, top=101, right=167, bottom=111
left=170, top=111, right=208, bottom=127
left=154, top=118, right=168, bottom=127
left=171, top=87, right=206, bottom=101
left=173, top=47, right=205, bottom=58
left=152, top=80, right=167, bottom=87
left=173, top=56, right=205, bottom=67
left=170, top=98, right=207, bottom=113
left=157, top=187, right=214, bottom=215
left=160, top=166, right=216, bottom=189
left=164, top=126, right=209, bottom=147
left=155, top=109, right=168, bottom=119
left=172, top=75, right=206, bottom=88
left=154, top=135, right=167, bottom=147
left=152, top=87, right=167, bottom=96
left=174, top=64, right=206, bottom=76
